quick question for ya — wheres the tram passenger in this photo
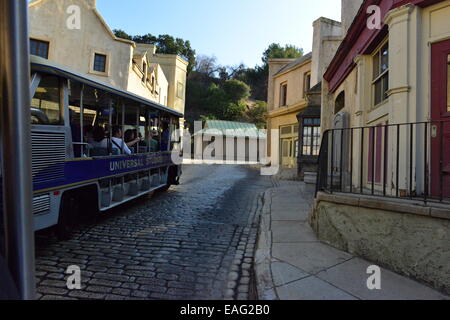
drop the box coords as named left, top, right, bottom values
left=124, top=129, right=140, bottom=152
left=90, top=126, right=108, bottom=149
left=145, top=130, right=159, bottom=152
left=160, top=122, right=170, bottom=151
left=111, top=125, right=132, bottom=155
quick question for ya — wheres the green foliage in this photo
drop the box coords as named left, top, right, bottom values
left=113, top=29, right=133, bottom=40
left=113, top=29, right=196, bottom=73
left=113, top=30, right=303, bottom=129
left=223, top=79, right=250, bottom=103
left=185, top=43, right=303, bottom=129
left=225, top=102, right=247, bottom=120
left=262, top=43, right=304, bottom=64
left=233, top=65, right=268, bottom=101
left=243, top=101, right=267, bottom=129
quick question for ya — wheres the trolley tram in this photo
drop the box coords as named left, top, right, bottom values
left=28, top=55, right=182, bottom=238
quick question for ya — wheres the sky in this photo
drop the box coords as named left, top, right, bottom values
left=96, top=0, right=342, bottom=68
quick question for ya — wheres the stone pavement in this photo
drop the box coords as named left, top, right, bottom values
left=35, top=165, right=273, bottom=300
left=254, top=179, right=449, bottom=300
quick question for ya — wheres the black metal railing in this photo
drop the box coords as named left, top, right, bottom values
left=316, top=120, right=450, bottom=204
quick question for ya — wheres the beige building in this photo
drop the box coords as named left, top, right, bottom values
left=267, top=54, right=312, bottom=169
left=266, top=0, right=363, bottom=177
left=313, top=0, right=450, bottom=293
left=28, top=0, right=187, bottom=124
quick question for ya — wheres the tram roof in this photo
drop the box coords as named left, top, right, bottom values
left=30, top=55, right=184, bottom=118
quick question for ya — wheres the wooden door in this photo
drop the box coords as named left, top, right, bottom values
left=431, top=40, right=450, bottom=198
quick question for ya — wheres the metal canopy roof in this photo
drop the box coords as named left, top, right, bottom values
left=196, top=120, right=266, bottom=139
left=30, top=55, right=183, bottom=117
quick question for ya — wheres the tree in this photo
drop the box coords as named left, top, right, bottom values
left=223, top=79, right=250, bottom=103
left=184, top=43, right=303, bottom=128
left=113, top=29, right=132, bottom=40
left=262, top=43, right=304, bottom=64
left=225, top=102, right=246, bottom=120
left=113, top=30, right=196, bottom=73
left=194, top=55, right=219, bottom=77
left=243, top=101, right=267, bottom=129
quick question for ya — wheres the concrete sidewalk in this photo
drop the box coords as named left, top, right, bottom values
left=254, top=180, right=449, bottom=300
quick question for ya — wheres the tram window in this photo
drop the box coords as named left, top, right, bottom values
left=147, top=111, right=160, bottom=153
left=31, top=75, right=62, bottom=125
left=82, top=86, right=113, bottom=156
left=69, top=81, right=83, bottom=157
left=160, top=116, right=171, bottom=151
left=171, top=117, right=180, bottom=151
left=137, top=107, right=149, bottom=154
left=123, top=101, right=140, bottom=154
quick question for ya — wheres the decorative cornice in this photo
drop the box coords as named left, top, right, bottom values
left=384, top=4, right=415, bottom=27
left=267, top=102, right=308, bottom=118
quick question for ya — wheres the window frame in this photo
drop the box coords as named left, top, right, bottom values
left=142, top=61, right=147, bottom=83
left=279, top=82, right=288, bottom=107
left=177, top=81, right=184, bottom=99
left=303, top=72, right=311, bottom=98
left=30, top=38, right=50, bottom=59
left=89, top=50, right=109, bottom=76
left=300, top=117, right=321, bottom=157
left=30, top=74, right=64, bottom=126
left=93, top=53, right=107, bottom=73
left=372, top=41, right=389, bottom=107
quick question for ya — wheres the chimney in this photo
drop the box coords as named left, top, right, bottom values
left=341, top=0, right=363, bottom=35
left=86, top=0, right=96, bottom=9
left=310, top=17, right=343, bottom=87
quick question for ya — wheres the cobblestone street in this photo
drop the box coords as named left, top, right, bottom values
left=34, top=165, right=273, bottom=300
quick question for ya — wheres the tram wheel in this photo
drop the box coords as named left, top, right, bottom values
left=55, top=193, right=77, bottom=240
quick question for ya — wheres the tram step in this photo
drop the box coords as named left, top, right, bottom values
left=112, top=186, right=124, bottom=202
left=140, top=179, right=151, bottom=191
left=151, top=174, right=160, bottom=186
left=100, top=189, right=111, bottom=208
left=127, top=183, right=139, bottom=196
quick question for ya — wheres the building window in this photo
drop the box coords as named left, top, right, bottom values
left=280, top=83, right=288, bottom=106
left=177, top=82, right=184, bottom=99
left=301, top=118, right=321, bottom=156
left=30, top=38, right=49, bottom=59
left=142, top=61, right=147, bottom=82
left=372, top=42, right=389, bottom=106
left=303, top=73, right=311, bottom=98
left=151, top=76, right=156, bottom=93
left=93, top=53, right=107, bottom=73
left=335, top=91, right=345, bottom=114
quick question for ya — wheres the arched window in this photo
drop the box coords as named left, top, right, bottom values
left=334, top=91, right=345, bottom=114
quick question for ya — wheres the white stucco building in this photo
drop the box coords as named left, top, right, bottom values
left=28, top=0, right=188, bottom=122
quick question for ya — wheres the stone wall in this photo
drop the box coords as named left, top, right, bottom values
left=310, top=192, right=450, bottom=294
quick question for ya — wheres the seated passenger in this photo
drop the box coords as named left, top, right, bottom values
left=160, top=122, right=170, bottom=151
left=124, top=129, right=140, bottom=151
left=145, top=130, right=159, bottom=152
left=90, top=126, right=108, bottom=149
left=111, top=126, right=132, bottom=155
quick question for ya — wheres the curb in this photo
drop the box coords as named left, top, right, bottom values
left=254, top=188, right=278, bottom=300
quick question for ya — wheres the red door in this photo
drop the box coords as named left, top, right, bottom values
left=431, top=40, right=450, bottom=199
